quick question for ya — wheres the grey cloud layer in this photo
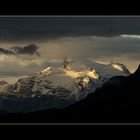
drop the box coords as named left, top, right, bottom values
left=47, top=36, right=140, bottom=61
left=1, top=17, right=140, bottom=40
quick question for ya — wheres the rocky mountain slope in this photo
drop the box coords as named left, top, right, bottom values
left=0, top=59, right=129, bottom=113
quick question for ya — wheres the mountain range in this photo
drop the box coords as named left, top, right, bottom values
left=0, top=60, right=138, bottom=123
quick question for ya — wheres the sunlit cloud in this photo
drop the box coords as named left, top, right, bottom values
left=120, top=34, right=140, bottom=39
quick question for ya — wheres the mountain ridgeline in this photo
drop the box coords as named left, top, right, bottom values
left=0, top=60, right=129, bottom=114
left=0, top=63, right=139, bottom=123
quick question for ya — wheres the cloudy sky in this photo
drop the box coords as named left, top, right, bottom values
left=0, top=16, right=140, bottom=83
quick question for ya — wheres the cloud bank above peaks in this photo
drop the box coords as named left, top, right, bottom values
left=37, top=35, right=140, bottom=72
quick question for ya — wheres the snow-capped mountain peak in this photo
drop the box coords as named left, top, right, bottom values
left=0, top=59, right=130, bottom=113
left=111, top=62, right=130, bottom=74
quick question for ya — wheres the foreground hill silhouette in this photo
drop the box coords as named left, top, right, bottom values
left=0, top=64, right=140, bottom=123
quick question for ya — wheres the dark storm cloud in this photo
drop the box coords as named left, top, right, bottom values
left=11, top=44, right=40, bottom=56
left=1, top=17, right=140, bottom=40
left=0, top=44, right=40, bottom=56
left=0, top=48, right=14, bottom=54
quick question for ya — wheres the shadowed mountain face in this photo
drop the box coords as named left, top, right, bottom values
left=0, top=65, right=140, bottom=123
left=68, top=65, right=140, bottom=110
left=63, top=64, right=140, bottom=122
